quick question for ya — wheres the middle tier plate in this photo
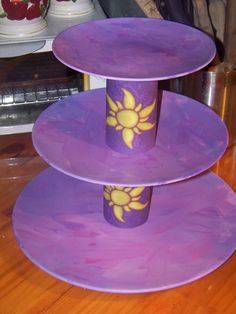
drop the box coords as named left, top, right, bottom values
left=32, top=89, right=228, bottom=186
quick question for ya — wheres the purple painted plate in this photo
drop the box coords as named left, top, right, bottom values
left=32, top=89, right=228, bottom=186
left=13, top=168, right=236, bottom=293
left=52, top=18, right=216, bottom=81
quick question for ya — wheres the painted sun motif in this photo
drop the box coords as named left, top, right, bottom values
left=104, top=186, right=148, bottom=223
left=106, top=88, right=156, bottom=149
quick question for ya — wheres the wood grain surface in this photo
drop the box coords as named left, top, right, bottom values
left=0, top=133, right=235, bottom=314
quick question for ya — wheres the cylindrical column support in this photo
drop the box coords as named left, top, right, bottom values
left=103, top=185, right=153, bottom=228
left=105, top=80, right=159, bottom=154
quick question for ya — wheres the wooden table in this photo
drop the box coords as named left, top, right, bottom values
left=0, top=133, right=235, bottom=314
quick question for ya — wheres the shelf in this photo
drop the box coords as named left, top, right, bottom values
left=32, top=88, right=228, bottom=186
left=0, top=0, right=105, bottom=57
left=13, top=167, right=236, bottom=293
left=0, top=123, right=33, bottom=136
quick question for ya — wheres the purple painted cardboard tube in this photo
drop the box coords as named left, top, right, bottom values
left=103, top=185, right=153, bottom=228
left=105, top=80, right=159, bottom=154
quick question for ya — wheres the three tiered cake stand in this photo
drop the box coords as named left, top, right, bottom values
left=13, top=18, right=236, bottom=293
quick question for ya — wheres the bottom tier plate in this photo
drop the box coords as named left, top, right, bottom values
left=13, top=168, right=236, bottom=293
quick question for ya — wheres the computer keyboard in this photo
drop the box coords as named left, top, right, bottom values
left=0, top=81, right=79, bottom=127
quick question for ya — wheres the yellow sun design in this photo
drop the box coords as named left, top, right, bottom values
left=106, top=88, right=156, bottom=149
left=104, top=186, right=148, bottom=223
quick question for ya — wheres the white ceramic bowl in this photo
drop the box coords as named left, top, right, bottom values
left=48, top=0, right=94, bottom=17
left=0, top=0, right=49, bottom=37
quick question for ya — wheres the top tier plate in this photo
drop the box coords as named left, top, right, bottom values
left=52, top=18, right=216, bottom=81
